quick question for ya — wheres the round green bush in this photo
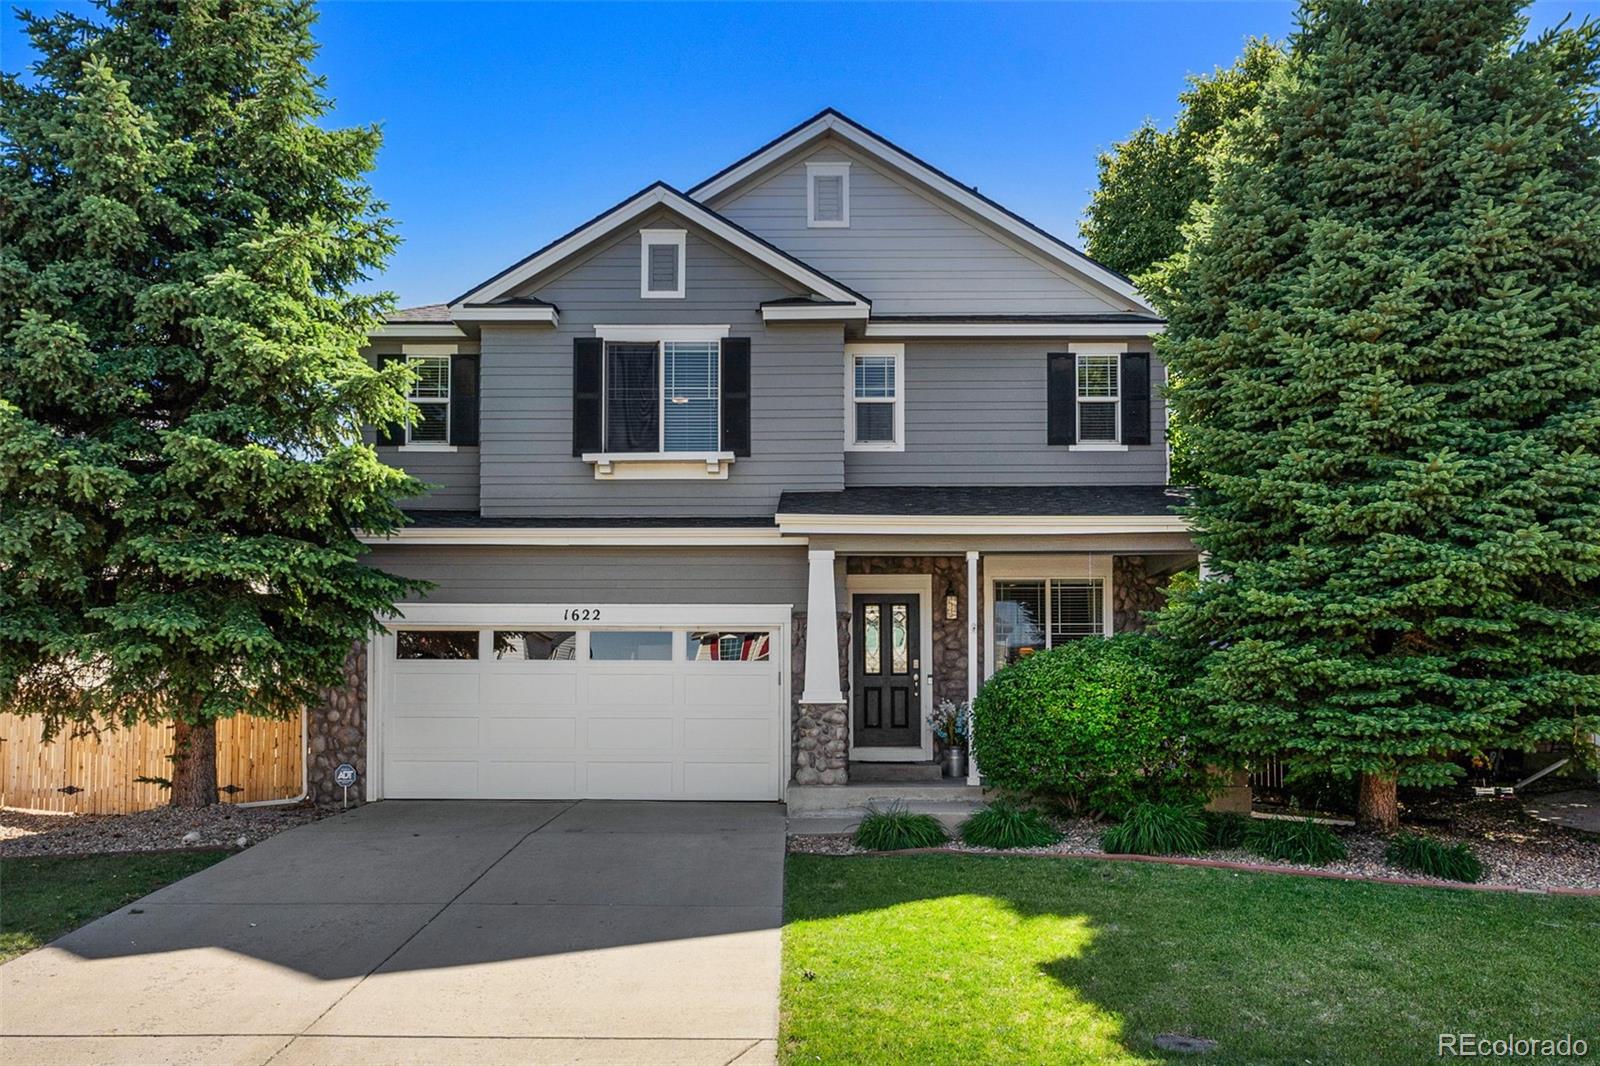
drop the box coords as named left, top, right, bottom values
left=973, top=634, right=1209, bottom=813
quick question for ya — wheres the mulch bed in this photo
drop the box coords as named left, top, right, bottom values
left=0, top=802, right=333, bottom=858
left=789, top=792, right=1600, bottom=895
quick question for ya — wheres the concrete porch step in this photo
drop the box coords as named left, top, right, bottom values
left=847, top=760, right=946, bottom=783
left=786, top=801, right=982, bottom=836
left=786, top=782, right=985, bottom=813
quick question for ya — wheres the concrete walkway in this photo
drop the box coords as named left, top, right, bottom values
left=0, top=801, right=784, bottom=1066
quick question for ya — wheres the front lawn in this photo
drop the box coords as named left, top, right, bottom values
left=0, top=851, right=230, bottom=963
left=782, top=854, right=1599, bottom=1065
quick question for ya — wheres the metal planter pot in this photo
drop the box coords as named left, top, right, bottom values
left=941, top=748, right=968, bottom=779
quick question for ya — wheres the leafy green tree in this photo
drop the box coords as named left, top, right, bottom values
left=1156, top=0, right=1600, bottom=831
left=1081, top=37, right=1285, bottom=281
left=0, top=0, right=426, bottom=806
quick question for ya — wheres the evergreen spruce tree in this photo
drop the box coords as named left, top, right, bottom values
left=1156, top=0, right=1600, bottom=830
left=1082, top=38, right=1285, bottom=280
left=0, top=0, right=426, bottom=806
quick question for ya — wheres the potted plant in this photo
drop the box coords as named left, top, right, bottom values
left=929, top=699, right=970, bottom=778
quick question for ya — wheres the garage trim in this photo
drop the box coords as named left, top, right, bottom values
left=366, top=601, right=793, bottom=802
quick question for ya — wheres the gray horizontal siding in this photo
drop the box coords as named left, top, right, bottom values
left=711, top=142, right=1139, bottom=316
left=376, top=446, right=481, bottom=511
left=845, top=342, right=1168, bottom=486
left=483, top=210, right=846, bottom=517
left=369, top=544, right=809, bottom=606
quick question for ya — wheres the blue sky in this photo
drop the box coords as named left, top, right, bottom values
left=5, top=1, right=1596, bottom=307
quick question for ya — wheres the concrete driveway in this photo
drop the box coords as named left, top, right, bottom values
left=0, top=801, right=784, bottom=1066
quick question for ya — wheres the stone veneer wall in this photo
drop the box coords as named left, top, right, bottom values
left=789, top=611, right=851, bottom=784
left=1113, top=556, right=1173, bottom=633
left=307, top=642, right=367, bottom=806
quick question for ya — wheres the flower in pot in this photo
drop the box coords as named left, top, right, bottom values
left=929, top=699, right=970, bottom=778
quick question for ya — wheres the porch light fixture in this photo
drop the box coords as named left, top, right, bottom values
left=944, top=584, right=960, bottom=621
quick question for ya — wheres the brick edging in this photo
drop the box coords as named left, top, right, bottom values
left=809, top=846, right=1600, bottom=898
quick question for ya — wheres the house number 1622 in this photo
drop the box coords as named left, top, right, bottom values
left=563, top=607, right=601, bottom=622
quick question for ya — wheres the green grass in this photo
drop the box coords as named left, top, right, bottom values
left=0, top=851, right=230, bottom=963
left=782, top=854, right=1600, bottom=1065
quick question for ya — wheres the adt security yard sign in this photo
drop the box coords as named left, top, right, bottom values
left=334, top=763, right=358, bottom=807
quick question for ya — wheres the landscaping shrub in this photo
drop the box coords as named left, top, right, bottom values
left=1385, top=833, right=1482, bottom=883
left=853, top=803, right=948, bottom=851
left=1202, top=810, right=1250, bottom=849
left=1245, top=816, right=1347, bottom=865
left=1100, top=802, right=1208, bottom=856
left=958, top=800, right=1061, bottom=849
left=973, top=634, right=1212, bottom=813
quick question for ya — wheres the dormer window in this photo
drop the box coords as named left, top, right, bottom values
left=807, top=162, right=850, bottom=228
left=640, top=228, right=685, bottom=298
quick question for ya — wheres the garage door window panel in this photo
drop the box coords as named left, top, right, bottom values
left=590, top=630, right=674, bottom=661
left=688, top=631, right=772, bottom=662
left=494, top=630, right=578, bottom=660
left=396, top=630, right=479, bottom=660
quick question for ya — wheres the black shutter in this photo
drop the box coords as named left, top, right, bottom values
left=1047, top=352, right=1075, bottom=446
left=1121, top=352, right=1151, bottom=446
left=449, top=354, right=479, bottom=446
left=376, top=353, right=404, bottom=446
left=572, top=338, right=603, bottom=456
left=721, top=337, right=751, bottom=457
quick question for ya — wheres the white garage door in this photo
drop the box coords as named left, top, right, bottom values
left=376, top=621, right=785, bottom=800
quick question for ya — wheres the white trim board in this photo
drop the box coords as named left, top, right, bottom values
left=360, top=526, right=799, bottom=547
left=449, top=305, right=559, bottom=325
left=690, top=110, right=1154, bottom=314
left=370, top=323, right=469, bottom=340
left=844, top=574, right=935, bottom=763
left=862, top=320, right=1164, bottom=339
left=450, top=183, right=869, bottom=313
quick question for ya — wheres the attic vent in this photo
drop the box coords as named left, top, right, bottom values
left=807, top=162, right=850, bottom=228
left=639, top=228, right=685, bottom=299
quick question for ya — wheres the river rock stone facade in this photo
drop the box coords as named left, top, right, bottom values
left=1113, top=555, right=1173, bottom=633
left=790, top=610, right=851, bottom=784
left=307, top=642, right=367, bottom=806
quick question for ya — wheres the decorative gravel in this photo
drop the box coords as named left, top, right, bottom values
left=0, top=803, right=332, bottom=858
left=789, top=797, right=1600, bottom=893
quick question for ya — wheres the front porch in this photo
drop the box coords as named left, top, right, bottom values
left=787, top=544, right=1198, bottom=789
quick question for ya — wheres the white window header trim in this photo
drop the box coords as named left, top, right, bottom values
left=594, top=324, right=730, bottom=342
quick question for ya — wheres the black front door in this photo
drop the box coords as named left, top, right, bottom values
left=852, top=594, right=921, bottom=748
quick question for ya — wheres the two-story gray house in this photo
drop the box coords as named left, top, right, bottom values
left=323, top=110, right=1197, bottom=805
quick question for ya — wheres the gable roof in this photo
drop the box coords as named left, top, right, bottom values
left=689, top=108, right=1153, bottom=314
left=449, top=181, right=870, bottom=313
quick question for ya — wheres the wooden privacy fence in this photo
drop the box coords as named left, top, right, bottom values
left=0, top=712, right=304, bottom=814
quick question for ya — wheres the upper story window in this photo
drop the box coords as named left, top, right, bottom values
left=807, top=162, right=850, bottom=228
left=1076, top=353, right=1119, bottom=444
left=603, top=338, right=721, bottom=453
left=845, top=343, right=904, bottom=452
left=405, top=354, right=451, bottom=445
left=640, top=228, right=685, bottom=299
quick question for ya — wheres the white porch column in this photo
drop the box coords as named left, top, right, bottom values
left=966, top=550, right=980, bottom=786
left=800, top=548, right=844, bottom=704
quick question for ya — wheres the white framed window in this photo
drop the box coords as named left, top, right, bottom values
left=845, top=343, right=904, bottom=451
left=985, top=556, right=1114, bottom=676
left=1076, top=352, right=1120, bottom=444
left=807, top=162, right=850, bottom=228
left=640, top=228, right=685, bottom=299
left=404, top=353, right=451, bottom=446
